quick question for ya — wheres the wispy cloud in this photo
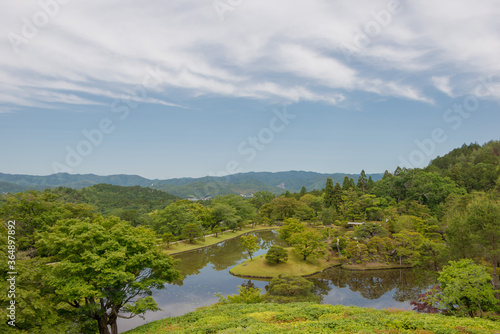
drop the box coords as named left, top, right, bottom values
left=1, top=0, right=500, bottom=113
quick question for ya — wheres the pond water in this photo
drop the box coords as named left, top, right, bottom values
left=120, top=230, right=436, bottom=333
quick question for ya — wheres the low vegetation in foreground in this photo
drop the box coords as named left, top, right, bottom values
left=124, top=302, right=500, bottom=334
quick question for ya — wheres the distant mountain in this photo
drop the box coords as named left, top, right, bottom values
left=0, top=171, right=383, bottom=198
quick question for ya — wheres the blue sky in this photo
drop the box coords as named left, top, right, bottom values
left=1, top=0, right=499, bottom=179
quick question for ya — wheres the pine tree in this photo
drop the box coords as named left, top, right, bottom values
left=342, top=176, right=351, bottom=190
left=357, top=170, right=367, bottom=193
left=332, top=183, right=342, bottom=212
left=299, top=186, right=307, bottom=197
left=324, top=178, right=334, bottom=208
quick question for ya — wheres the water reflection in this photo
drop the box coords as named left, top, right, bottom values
left=119, top=230, right=436, bottom=333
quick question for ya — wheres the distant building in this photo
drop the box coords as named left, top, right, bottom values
left=347, top=222, right=365, bottom=226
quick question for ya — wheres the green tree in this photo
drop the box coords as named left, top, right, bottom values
left=278, top=218, right=305, bottom=244
left=393, top=230, right=423, bottom=265
left=212, top=226, right=222, bottom=237
left=446, top=195, right=500, bottom=298
left=182, top=223, right=203, bottom=243
left=357, top=170, right=367, bottom=193
left=289, top=229, right=324, bottom=261
left=249, top=191, right=276, bottom=209
left=35, top=216, right=181, bottom=334
left=217, top=285, right=262, bottom=304
left=438, top=259, right=498, bottom=317
left=211, top=202, right=240, bottom=232
left=0, top=191, right=96, bottom=250
left=324, top=178, right=335, bottom=208
left=263, top=274, right=319, bottom=303
left=345, top=241, right=369, bottom=263
left=353, top=222, right=388, bottom=240
left=149, top=201, right=199, bottom=236
left=299, top=186, right=307, bottom=197
left=366, top=176, right=375, bottom=193
left=241, top=234, right=260, bottom=260
left=162, top=232, right=175, bottom=248
left=342, top=176, right=351, bottom=190
left=265, top=246, right=289, bottom=264
left=332, top=182, right=343, bottom=212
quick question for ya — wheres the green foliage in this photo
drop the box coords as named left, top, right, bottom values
left=427, top=140, right=500, bottom=192
left=162, top=232, right=175, bottom=247
left=345, top=241, right=369, bottom=263
left=35, top=216, right=181, bottom=334
left=0, top=254, right=87, bottom=333
left=289, top=229, right=324, bottom=261
left=51, top=184, right=179, bottom=217
left=438, top=259, right=498, bottom=317
left=323, top=177, right=335, bottom=208
left=125, top=302, right=500, bottom=334
left=240, top=234, right=260, bottom=260
left=249, top=191, right=276, bottom=209
left=263, top=274, right=320, bottom=304
left=217, top=285, right=263, bottom=304
left=150, top=200, right=209, bottom=236
left=182, top=223, right=203, bottom=243
left=259, top=197, right=302, bottom=221
left=278, top=218, right=305, bottom=244
left=0, top=191, right=97, bottom=250
left=353, top=222, right=388, bottom=239
left=393, top=230, right=423, bottom=265
left=265, top=245, right=289, bottom=264
left=445, top=194, right=500, bottom=292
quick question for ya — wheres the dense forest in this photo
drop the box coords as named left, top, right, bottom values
left=1, top=140, right=499, bottom=333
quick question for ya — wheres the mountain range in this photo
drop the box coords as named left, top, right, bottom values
left=0, top=171, right=383, bottom=199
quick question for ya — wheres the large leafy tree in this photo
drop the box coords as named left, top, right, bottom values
left=36, top=216, right=181, bottom=334
left=446, top=194, right=500, bottom=299
left=278, top=218, right=305, bottom=245
left=289, top=229, right=324, bottom=261
left=149, top=201, right=201, bottom=236
left=240, top=234, right=260, bottom=260
left=0, top=191, right=96, bottom=250
left=438, top=259, right=498, bottom=317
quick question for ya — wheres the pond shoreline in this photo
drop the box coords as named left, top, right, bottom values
left=166, top=226, right=277, bottom=256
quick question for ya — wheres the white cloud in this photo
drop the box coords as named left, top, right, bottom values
left=432, top=76, right=454, bottom=97
left=1, top=0, right=500, bottom=112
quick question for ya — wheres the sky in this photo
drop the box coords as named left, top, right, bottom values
left=1, top=0, right=499, bottom=179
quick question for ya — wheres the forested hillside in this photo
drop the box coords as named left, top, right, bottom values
left=0, top=171, right=383, bottom=198
left=426, top=140, right=500, bottom=192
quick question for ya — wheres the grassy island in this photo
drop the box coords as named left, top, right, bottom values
left=230, top=247, right=341, bottom=278
left=124, top=302, right=500, bottom=334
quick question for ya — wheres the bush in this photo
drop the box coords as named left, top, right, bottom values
left=265, top=245, right=289, bottom=264
left=263, top=274, right=320, bottom=304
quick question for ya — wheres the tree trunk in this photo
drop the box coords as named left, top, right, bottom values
left=110, top=321, right=118, bottom=334
left=97, top=316, right=111, bottom=334
left=492, top=259, right=499, bottom=301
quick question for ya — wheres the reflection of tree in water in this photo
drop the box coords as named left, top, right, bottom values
left=241, top=279, right=256, bottom=290
left=312, top=268, right=436, bottom=302
left=308, top=277, right=332, bottom=302
left=173, top=230, right=285, bottom=283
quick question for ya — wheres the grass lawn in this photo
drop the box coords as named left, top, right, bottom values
left=162, top=225, right=276, bottom=255
left=230, top=247, right=341, bottom=278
